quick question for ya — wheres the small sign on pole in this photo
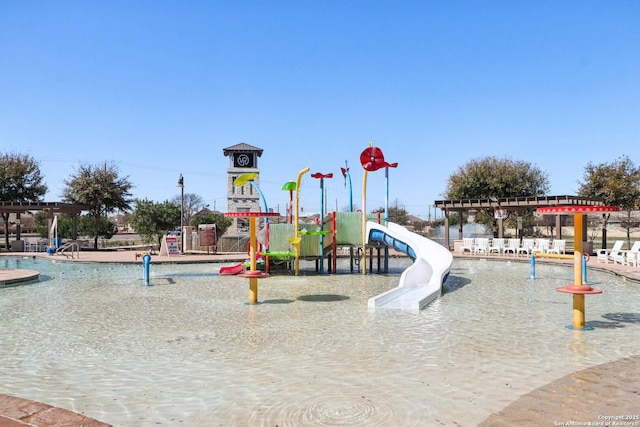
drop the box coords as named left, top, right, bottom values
left=198, top=225, right=217, bottom=254
left=494, top=209, right=507, bottom=220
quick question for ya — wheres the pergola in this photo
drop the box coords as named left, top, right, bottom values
left=0, top=201, right=89, bottom=242
left=433, top=195, right=604, bottom=249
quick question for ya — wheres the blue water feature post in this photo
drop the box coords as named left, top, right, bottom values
left=530, top=254, right=536, bottom=279
left=143, top=253, right=152, bottom=286
left=582, top=254, right=588, bottom=284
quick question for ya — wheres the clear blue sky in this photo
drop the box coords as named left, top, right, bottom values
left=2, top=1, right=639, bottom=220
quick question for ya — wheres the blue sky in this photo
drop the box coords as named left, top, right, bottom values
left=2, top=1, right=639, bottom=220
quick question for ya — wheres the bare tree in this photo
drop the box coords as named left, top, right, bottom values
left=171, top=193, right=206, bottom=227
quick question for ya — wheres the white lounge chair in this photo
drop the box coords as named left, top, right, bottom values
left=517, top=239, right=535, bottom=257
left=460, top=238, right=474, bottom=255
left=473, top=238, right=490, bottom=255
left=547, top=239, right=566, bottom=255
left=597, top=240, right=624, bottom=264
left=503, top=238, right=520, bottom=256
left=488, top=238, right=505, bottom=256
left=622, top=241, right=640, bottom=267
left=534, top=238, right=550, bottom=254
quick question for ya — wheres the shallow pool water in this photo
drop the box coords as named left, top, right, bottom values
left=1, top=257, right=639, bottom=426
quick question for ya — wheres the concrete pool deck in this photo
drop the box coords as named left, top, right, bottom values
left=1, top=249, right=639, bottom=426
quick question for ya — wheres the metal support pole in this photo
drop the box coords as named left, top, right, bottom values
left=178, top=174, right=184, bottom=252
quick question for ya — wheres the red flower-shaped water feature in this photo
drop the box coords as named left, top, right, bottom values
left=359, top=146, right=398, bottom=171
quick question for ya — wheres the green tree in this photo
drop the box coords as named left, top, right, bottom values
left=129, top=199, right=180, bottom=245
left=78, top=215, right=118, bottom=241
left=34, top=211, right=49, bottom=237
left=34, top=212, right=73, bottom=239
left=371, top=201, right=409, bottom=225
left=445, top=156, right=550, bottom=231
left=578, top=155, right=640, bottom=249
left=0, top=151, right=48, bottom=248
left=190, top=212, right=233, bottom=238
left=62, top=162, right=133, bottom=249
left=445, top=156, right=550, bottom=199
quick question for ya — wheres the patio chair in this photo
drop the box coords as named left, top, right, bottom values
left=473, top=238, right=490, bottom=255
left=460, top=238, right=475, bottom=255
left=597, top=240, right=624, bottom=264
left=610, top=246, right=627, bottom=265
left=488, top=238, right=505, bottom=256
left=25, top=238, right=37, bottom=252
left=503, top=238, right=520, bottom=256
left=517, top=239, right=535, bottom=257
left=622, top=241, right=640, bottom=267
left=534, top=238, right=551, bottom=254
left=547, top=239, right=566, bottom=255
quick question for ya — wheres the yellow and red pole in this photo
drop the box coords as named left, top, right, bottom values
left=572, top=214, right=585, bottom=329
left=248, top=216, right=258, bottom=304
left=294, top=167, right=310, bottom=276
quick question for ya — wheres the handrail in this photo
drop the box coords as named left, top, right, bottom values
left=56, top=242, right=80, bottom=259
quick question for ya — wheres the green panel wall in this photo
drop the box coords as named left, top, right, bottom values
left=268, top=223, right=295, bottom=252
left=336, top=211, right=362, bottom=246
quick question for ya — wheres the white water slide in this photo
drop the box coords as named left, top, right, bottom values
left=366, top=221, right=453, bottom=312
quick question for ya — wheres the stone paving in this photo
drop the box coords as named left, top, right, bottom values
left=1, top=249, right=639, bottom=426
left=0, top=395, right=111, bottom=427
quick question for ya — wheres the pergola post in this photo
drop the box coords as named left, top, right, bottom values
left=72, top=215, right=79, bottom=240
left=443, top=211, right=450, bottom=250
left=601, top=213, right=608, bottom=250
left=15, top=212, right=21, bottom=241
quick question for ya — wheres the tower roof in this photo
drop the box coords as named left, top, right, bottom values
left=223, top=143, right=263, bottom=157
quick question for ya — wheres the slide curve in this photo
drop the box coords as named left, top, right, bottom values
left=366, top=221, right=453, bottom=312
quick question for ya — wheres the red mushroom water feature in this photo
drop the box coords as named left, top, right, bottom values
left=536, top=205, right=619, bottom=330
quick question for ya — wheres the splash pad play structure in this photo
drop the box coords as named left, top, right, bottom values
left=214, top=143, right=454, bottom=312
left=263, top=211, right=453, bottom=311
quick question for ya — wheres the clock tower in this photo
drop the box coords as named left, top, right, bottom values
left=223, top=143, right=264, bottom=233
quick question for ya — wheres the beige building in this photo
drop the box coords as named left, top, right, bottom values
left=222, top=143, right=264, bottom=233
